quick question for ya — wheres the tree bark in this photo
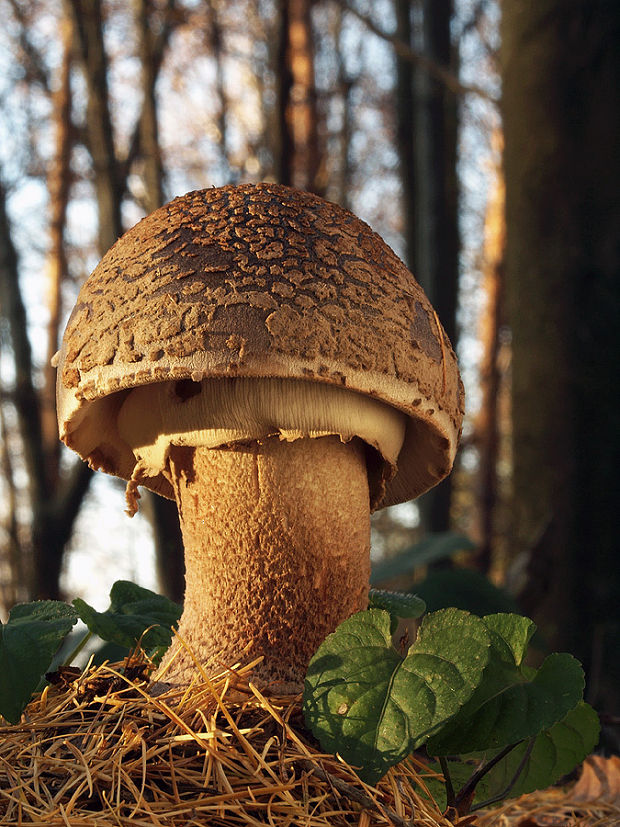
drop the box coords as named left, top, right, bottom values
left=476, top=143, right=505, bottom=572
left=65, top=0, right=124, bottom=250
left=274, top=0, right=293, bottom=187
left=137, top=0, right=165, bottom=214
left=413, top=0, right=460, bottom=534
left=274, top=0, right=323, bottom=194
left=502, top=0, right=620, bottom=710
left=395, top=0, right=418, bottom=273
left=43, top=20, right=73, bottom=486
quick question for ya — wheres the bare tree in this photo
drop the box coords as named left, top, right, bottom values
left=0, top=0, right=181, bottom=604
left=0, top=174, right=93, bottom=600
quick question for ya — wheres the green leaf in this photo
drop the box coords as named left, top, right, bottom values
left=479, top=702, right=600, bottom=801
left=0, top=601, right=79, bottom=723
left=370, top=533, right=475, bottom=586
left=428, top=614, right=585, bottom=755
left=368, top=589, right=425, bottom=618
left=483, top=613, right=536, bottom=665
left=73, top=581, right=181, bottom=657
left=303, top=608, right=490, bottom=784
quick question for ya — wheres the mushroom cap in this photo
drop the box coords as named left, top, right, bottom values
left=56, top=183, right=464, bottom=509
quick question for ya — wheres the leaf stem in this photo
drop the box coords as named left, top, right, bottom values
left=438, top=755, right=456, bottom=808
left=62, top=630, right=93, bottom=667
left=453, top=741, right=520, bottom=814
left=470, top=737, right=536, bottom=812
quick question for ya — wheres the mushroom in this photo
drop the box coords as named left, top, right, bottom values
left=55, top=183, right=463, bottom=691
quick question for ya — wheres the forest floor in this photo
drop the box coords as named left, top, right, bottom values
left=0, top=659, right=617, bottom=826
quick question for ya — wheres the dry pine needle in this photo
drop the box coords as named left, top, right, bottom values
left=0, top=656, right=453, bottom=826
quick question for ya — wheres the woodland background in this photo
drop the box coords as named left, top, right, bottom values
left=0, top=0, right=618, bottom=720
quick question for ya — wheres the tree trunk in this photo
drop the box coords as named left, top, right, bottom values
left=334, top=5, right=354, bottom=210
left=395, top=0, right=418, bottom=276
left=502, top=0, right=620, bottom=711
left=43, top=20, right=73, bottom=487
left=207, top=0, right=231, bottom=182
left=0, top=401, right=25, bottom=607
left=66, top=0, right=124, bottom=250
left=476, top=141, right=505, bottom=573
left=413, top=0, right=460, bottom=534
left=274, top=0, right=293, bottom=186
left=0, top=178, right=93, bottom=601
left=137, top=0, right=165, bottom=214
left=274, top=0, right=322, bottom=194
left=133, top=0, right=184, bottom=601
left=0, top=181, right=47, bottom=515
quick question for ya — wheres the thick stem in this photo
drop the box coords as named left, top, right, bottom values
left=155, top=435, right=371, bottom=691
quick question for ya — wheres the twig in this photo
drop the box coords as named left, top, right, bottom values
left=341, top=1, right=497, bottom=103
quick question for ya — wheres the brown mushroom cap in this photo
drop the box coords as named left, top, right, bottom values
left=56, top=182, right=464, bottom=508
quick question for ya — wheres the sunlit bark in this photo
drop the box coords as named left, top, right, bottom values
left=43, top=19, right=73, bottom=486
left=274, top=0, right=323, bottom=194
left=476, top=136, right=505, bottom=573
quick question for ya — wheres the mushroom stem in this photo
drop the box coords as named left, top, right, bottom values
left=154, top=435, right=371, bottom=692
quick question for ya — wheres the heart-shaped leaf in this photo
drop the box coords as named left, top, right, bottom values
left=0, top=601, right=79, bottom=723
left=479, top=701, right=600, bottom=801
left=303, top=608, right=489, bottom=783
left=73, top=580, right=181, bottom=657
left=428, top=614, right=585, bottom=755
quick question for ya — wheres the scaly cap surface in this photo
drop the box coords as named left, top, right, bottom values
left=56, top=182, right=464, bottom=508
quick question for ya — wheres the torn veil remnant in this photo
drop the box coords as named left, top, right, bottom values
left=55, top=182, right=464, bottom=691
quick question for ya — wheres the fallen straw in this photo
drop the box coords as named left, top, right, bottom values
left=0, top=656, right=452, bottom=827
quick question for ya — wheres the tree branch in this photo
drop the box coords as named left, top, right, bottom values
left=119, top=0, right=179, bottom=196
left=341, top=1, right=497, bottom=102
left=6, top=0, right=52, bottom=93
left=64, top=0, right=123, bottom=252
